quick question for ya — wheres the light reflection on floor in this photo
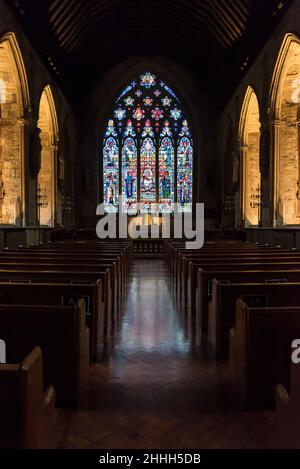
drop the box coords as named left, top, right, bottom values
left=116, top=261, right=190, bottom=355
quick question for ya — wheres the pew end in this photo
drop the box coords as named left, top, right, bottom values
left=0, top=347, right=57, bottom=449
left=275, top=364, right=300, bottom=448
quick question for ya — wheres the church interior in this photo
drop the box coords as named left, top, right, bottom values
left=1, top=0, right=300, bottom=455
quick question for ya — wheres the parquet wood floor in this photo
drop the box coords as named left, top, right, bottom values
left=59, top=260, right=275, bottom=449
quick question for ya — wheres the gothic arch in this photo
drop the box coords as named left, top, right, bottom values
left=239, top=86, right=261, bottom=226
left=37, top=85, right=59, bottom=226
left=0, top=32, right=30, bottom=225
left=90, top=58, right=205, bottom=209
left=269, top=33, right=300, bottom=225
left=101, top=70, right=194, bottom=214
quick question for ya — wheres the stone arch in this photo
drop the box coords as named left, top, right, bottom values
left=269, top=33, right=300, bottom=225
left=37, top=85, right=58, bottom=226
left=239, top=86, right=261, bottom=226
left=0, top=32, right=30, bottom=225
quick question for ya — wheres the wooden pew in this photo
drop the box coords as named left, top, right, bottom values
left=0, top=300, right=89, bottom=408
left=229, top=299, right=300, bottom=408
left=197, top=268, right=300, bottom=333
left=208, top=280, right=300, bottom=358
left=0, top=281, right=103, bottom=360
left=8, top=244, right=131, bottom=297
left=0, top=347, right=57, bottom=448
left=275, top=363, right=300, bottom=448
left=0, top=260, right=117, bottom=325
left=166, top=240, right=289, bottom=280
left=0, top=267, right=113, bottom=335
left=180, top=251, right=299, bottom=300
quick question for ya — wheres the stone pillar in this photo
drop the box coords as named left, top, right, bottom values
left=270, top=119, right=281, bottom=227
left=259, top=122, right=271, bottom=227
left=16, top=114, right=30, bottom=227
left=28, top=120, right=42, bottom=227
left=236, top=143, right=246, bottom=228
left=51, top=141, right=59, bottom=227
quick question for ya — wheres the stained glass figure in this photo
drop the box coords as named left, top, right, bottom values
left=124, top=96, right=134, bottom=107
left=105, top=119, right=117, bottom=137
left=177, top=137, right=193, bottom=211
left=170, top=107, right=182, bottom=121
left=151, top=107, right=164, bottom=121
left=122, top=137, right=137, bottom=213
left=140, top=138, right=156, bottom=211
left=114, top=107, right=126, bottom=120
left=143, top=96, right=153, bottom=107
left=160, top=120, right=172, bottom=137
left=133, top=105, right=145, bottom=121
left=159, top=138, right=174, bottom=212
left=179, top=119, right=191, bottom=137
left=103, top=137, right=119, bottom=211
left=124, top=119, right=136, bottom=137
left=140, top=72, right=156, bottom=89
left=142, top=119, right=154, bottom=137
left=162, top=96, right=172, bottom=107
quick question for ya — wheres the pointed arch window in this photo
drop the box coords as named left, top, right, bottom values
left=0, top=33, right=30, bottom=225
left=102, top=72, right=193, bottom=213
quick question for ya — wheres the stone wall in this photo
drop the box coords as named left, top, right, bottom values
left=217, top=0, right=300, bottom=229
left=0, top=0, right=78, bottom=246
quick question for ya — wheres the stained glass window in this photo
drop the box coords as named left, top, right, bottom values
left=102, top=72, right=193, bottom=213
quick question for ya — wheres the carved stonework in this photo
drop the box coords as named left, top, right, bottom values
left=270, top=119, right=281, bottom=128
left=239, top=144, right=248, bottom=152
left=16, top=116, right=29, bottom=127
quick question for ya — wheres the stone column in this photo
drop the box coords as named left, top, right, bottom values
left=50, top=141, right=59, bottom=227
left=259, top=122, right=271, bottom=227
left=16, top=114, right=30, bottom=227
left=235, top=143, right=246, bottom=228
left=270, top=119, right=281, bottom=227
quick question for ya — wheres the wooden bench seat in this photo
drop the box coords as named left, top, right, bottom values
left=0, top=300, right=89, bottom=407
left=229, top=299, right=300, bottom=408
left=197, top=268, right=300, bottom=333
left=181, top=254, right=300, bottom=305
left=208, top=280, right=300, bottom=358
left=0, top=266, right=113, bottom=332
left=2, top=250, right=128, bottom=296
left=0, top=281, right=103, bottom=360
left=0, top=347, right=57, bottom=448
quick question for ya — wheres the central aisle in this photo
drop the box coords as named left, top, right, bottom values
left=61, top=260, right=274, bottom=449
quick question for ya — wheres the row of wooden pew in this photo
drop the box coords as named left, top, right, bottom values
left=0, top=239, right=132, bottom=448
left=166, top=239, right=300, bottom=448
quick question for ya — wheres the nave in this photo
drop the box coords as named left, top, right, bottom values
left=59, top=260, right=273, bottom=450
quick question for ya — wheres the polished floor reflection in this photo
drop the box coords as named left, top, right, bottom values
left=60, top=260, right=274, bottom=449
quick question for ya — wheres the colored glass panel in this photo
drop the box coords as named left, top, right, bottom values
left=122, top=137, right=137, bottom=213
left=103, top=137, right=119, bottom=211
left=140, top=138, right=156, bottom=211
left=177, top=137, right=193, bottom=211
left=159, top=137, right=174, bottom=213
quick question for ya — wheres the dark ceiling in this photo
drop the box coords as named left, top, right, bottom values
left=5, top=0, right=295, bottom=108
